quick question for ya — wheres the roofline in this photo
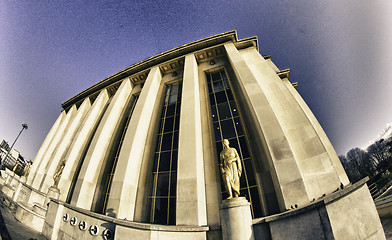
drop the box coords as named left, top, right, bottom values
left=61, top=30, right=258, bottom=109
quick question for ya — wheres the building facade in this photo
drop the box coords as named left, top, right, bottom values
left=2, top=31, right=385, bottom=239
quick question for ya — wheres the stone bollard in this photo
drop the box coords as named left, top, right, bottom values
left=220, top=197, right=254, bottom=240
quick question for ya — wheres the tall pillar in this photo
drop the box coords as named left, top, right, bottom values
left=176, top=54, right=207, bottom=225
left=39, top=97, right=92, bottom=193
left=224, top=42, right=309, bottom=209
left=31, top=105, right=78, bottom=190
left=27, top=111, right=65, bottom=185
left=105, top=66, right=162, bottom=220
left=70, top=78, right=133, bottom=210
left=281, top=78, right=349, bottom=186
left=239, top=47, right=347, bottom=200
left=57, top=89, right=110, bottom=201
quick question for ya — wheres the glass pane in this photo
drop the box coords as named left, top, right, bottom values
left=250, top=187, right=263, bottom=218
left=230, top=101, right=238, bottom=116
left=176, top=101, right=181, bottom=113
left=163, top=117, right=174, bottom=133
left=172, top=131, right=179, bottom=150
left=220, top=120, right=236, bottom=139
left=168, top=197, right=176, bottom=225
left=161, top=133, right=173, bottom=151
left=170, top=172, right=177, bottom=196
left=166, top=105, right=175, bottom=117
left=239, top=137, right=250, bottom=159
left=209, top=93, right=216, bottom=106
left=170, top=84, right=179, bottom=95
left=206, top=73, right=211, bottom=83
left=240, top=188, right=250, bottom=200
left=159, top=152, right=171, bottom=172
left=211, top=106, right=218, bottom=122
left=227, top=90, right=234, bottom=101
left=240, top=169, right=247, bottom=188
left=245, top=160, right=256, bottom=186
left=215, top=91, right=227, bottom=105
left=207, top=81, right=212, bottom=93
left=211, top=72, right=221, bottom=81
left=156, top=173, right=169, bottom=196
left=174, top=115, right=180, bottom=130
left=218, top=103, right=231, bottom=120
left=216, top=142, right=223, bottom=159
left=213, top=122, right=221, bottom=141
left=154, top=197, right=168, bottom=224
left=221, top=70, right=227, bottom=79
left=213, top=80, right=224, bottom=93
left=171, top=150, right=178, bottom=170
left=234, top=117, right=243, bottom=136
left=168, top=94, right=178, bottom=105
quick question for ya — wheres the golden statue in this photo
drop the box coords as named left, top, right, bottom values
left=12, top=162, right=19, bottom=172
left=53, top=160, right=66, bottom=187
left=220, top=139, right=242, bottom=199
left=23, top=161, right=31, bottom=177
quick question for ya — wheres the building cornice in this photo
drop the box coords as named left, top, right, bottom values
left=61, top=30, right=258, bottom=110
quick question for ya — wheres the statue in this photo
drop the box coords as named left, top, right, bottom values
left=12, top=162, right=19, bottom=172
left=53, top=160, right=66, bottom=188
left=23, top=161, right=32, bottom=177
left=220, top=139, right=242, bottom=199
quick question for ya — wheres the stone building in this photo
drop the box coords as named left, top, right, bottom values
left=1, top=31, right=385, bottom=239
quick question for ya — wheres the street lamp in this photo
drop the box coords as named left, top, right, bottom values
left=0, top=123, right=28, bottom=170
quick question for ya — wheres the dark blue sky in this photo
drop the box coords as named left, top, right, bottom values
left=1, top=0, right=391, bottom=160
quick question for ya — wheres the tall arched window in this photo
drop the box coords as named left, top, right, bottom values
left=149, top=82, right=182, bottom=225
left=206, top=69, right=262, bottom=218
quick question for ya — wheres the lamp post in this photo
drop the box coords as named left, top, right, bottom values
left=0, top=123, right=28, bottom=170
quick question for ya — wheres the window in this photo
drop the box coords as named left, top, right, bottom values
left=206, top=69, right=262, bottom=218
left=149, top=82, right=182, bottom=225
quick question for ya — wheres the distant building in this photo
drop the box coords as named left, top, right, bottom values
left=6, top=31, right=386, bottom=239
left=0, top=142, right=27, bottom=176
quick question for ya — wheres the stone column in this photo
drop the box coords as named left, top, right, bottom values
left=224, top=42, right=309, bottom=210
left=105, top=66, right=162, bottom=220
left=31, top=105, right=78, bottom=190
left=57, top=89, right=110, bottom=202
left=27, top=111, right=66, bottom=185
left=39, top=98, right=92, bottom=193
left=70, top=78, right=133, bottom=210
left=176, top=54, right=207, bottom=225
left=281, top=78, right=350, bottom=186
left=240, top=47, right=346, bottom=200
left=220, top=198, right=254, bottom=240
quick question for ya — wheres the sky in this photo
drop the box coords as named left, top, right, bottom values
left=0, top=0, right=391, bottom=160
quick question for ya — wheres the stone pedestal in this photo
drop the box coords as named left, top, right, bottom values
left=220, top=197, right=254, bottom=240
left=45, top=186, right=60, bottom=207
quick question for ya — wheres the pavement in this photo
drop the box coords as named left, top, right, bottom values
left=0, top=198, right=46, bottom=240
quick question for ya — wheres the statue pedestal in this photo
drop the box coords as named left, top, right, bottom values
left=220, top=197, right=254, bottom=240
left=45, top=186, right=60, bottom=207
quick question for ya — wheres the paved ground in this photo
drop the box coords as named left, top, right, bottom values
left=0, top=199, right=46, bottom=240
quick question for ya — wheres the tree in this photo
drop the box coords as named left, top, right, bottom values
left=339, top=154, right=361, bottom=183
left=346, top=147, right=375, bottom=177
left=367, top=139, right=391, bottom=171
